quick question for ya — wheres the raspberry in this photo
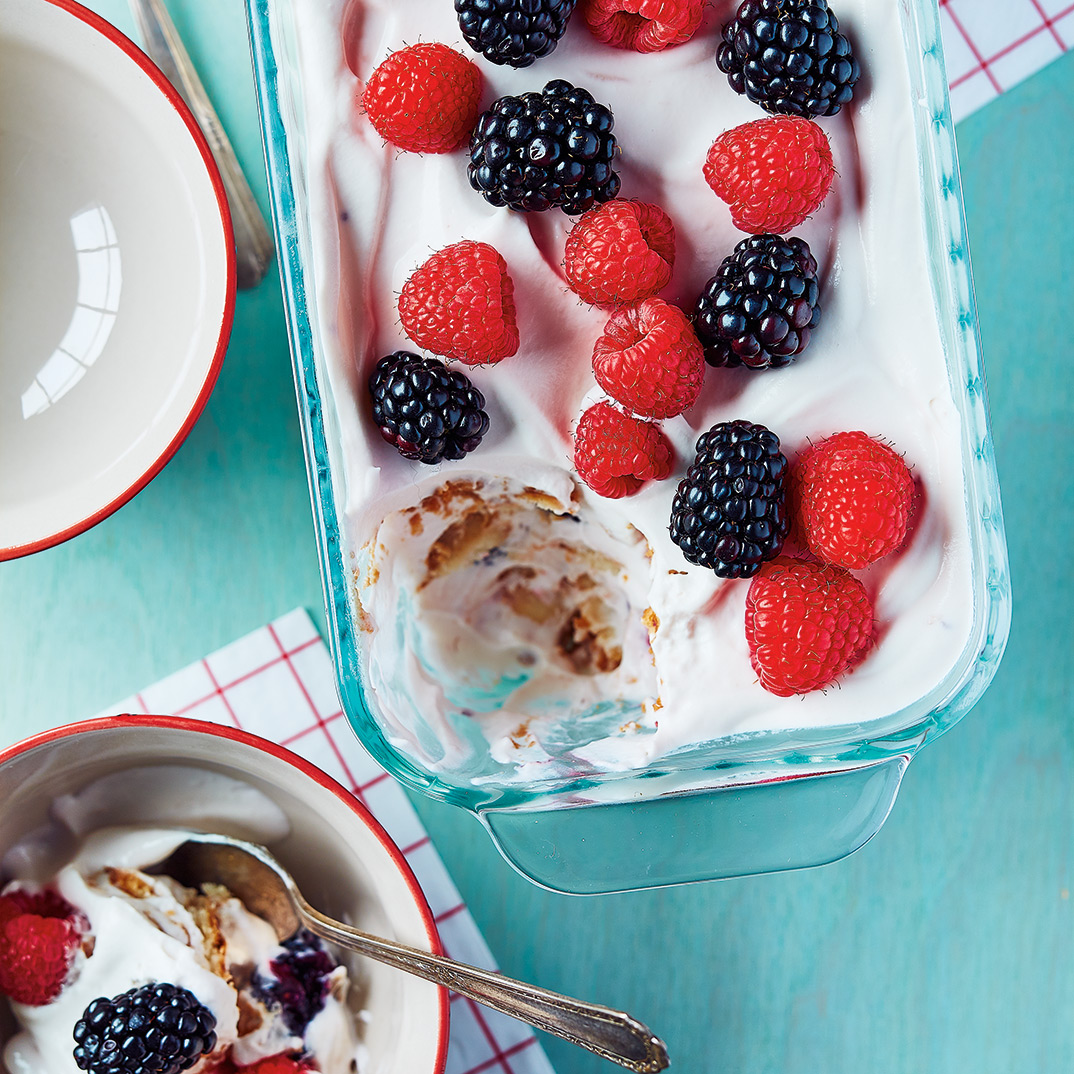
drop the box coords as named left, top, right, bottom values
left=73, top=983, right=217, bottom=1074
left=745, top=556, right=874, bottom=696
left=398, top=240, right=519, bottom=365
left=693, top=233, right=820, bottom=369
left=574, top=401, right=673, bottom=498
left=0, top=888, right=83, bottom=1006
left=237, top=1055, right=312, bottom=1073
left=456, top=0, right=579, bottom=67
left=717, top=0, right=860, bottom=119
left=791, top=431, right=916, bottom=569
left=360, top=43, right=483, bottom=154
left=704, top=115, right=834, bottom=234
left=581, top=0, right=706, bottom=52
left=563, top=199, right=675, bottom=308
left=592, top=298, right=704, bottom=419
left=669, top=420, right=788, bottom=577
left=369, top=352, right=490, bottom=464
left=468, top=79, right=620, bottom=214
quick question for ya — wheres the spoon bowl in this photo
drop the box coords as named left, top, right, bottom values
left=153, top=832, right=670, bottom=1074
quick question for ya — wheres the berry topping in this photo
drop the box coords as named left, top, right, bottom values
left=580, top=0, right=706, bottom=52
left=745, top=556, right=874, bottom=696
left=592, top=297, right=704, bottom=419
left=693, top=233, right=820, bottom=369
left=73, top=983, right=217, bottom=1074
left=456, top=0, right=579, bottom=67
left=398, top=240, right=519, bottom=365
left=468, top=79, right=620, bottom=214
left=574, top=401, right=673, bottom=498
left=237, top=1057, right=313, bottom=1074
left=0, top=888, right=84, bottom=1006
left=360, top=43, right=483, bottom=154
left=791, top=431, right=916, bottom=569
left=704, top=115, right=834, bottom=234
left=563, top=199, right=676, bottom=308
left=717, top=0, right=861, bottom=119
left=252, top=930, right=336, bottom=1038
left=369, top=352, right=490, bottom=464
left=669, top=420, right=788, bottom=577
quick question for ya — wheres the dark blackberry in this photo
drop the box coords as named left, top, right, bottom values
left=716, top=0, right=860, bottom=119
left=72, top=983, right=217, bottom=1074
left=693, top=233, right=820, bottom=370
left=455, top=0, right=578, bottom=67
left=468, top=78, right=620, bottom=214
left=251, top=929, right=336, bottom=1037
left=669, top=420, right=788, bottom=578
left=369, top=351, right=490, bottom=464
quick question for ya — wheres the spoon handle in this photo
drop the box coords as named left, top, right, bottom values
left=299, top=901, right=669, bottom=1073
left=128, top=0, right=275, bottom=289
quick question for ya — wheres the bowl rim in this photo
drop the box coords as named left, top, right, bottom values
left=0, top=0, right=237, bottom=561
left=0, top=713, right=451, bottom=1074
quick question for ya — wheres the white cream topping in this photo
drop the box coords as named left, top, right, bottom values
left=291, top=0, right=976, bottom=782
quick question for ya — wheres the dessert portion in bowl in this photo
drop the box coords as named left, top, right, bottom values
left=293, top=0, right=979, bottom=788
left=0, top=767, right=362, bottom=1074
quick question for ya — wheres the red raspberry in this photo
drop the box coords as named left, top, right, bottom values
left=592, top=298, right=704, bottom=419
left=564, top=200, right=676, bottom=309
left=704, top=116, right=834, bottom=234
left=581, top=0, right=706, bottom=52
left=0, top=889, right=84, bottom=1006
left=745, top=556, right=874, bottom=697
left=791, top=431, right=916, bottom=570
left=399, top=240, right=519, bottom=365
left=574, top=401, right=673, bottom=498
left=360, top=43, right=483, bottom=154
left=236, top=1056, right=312, bottom=1073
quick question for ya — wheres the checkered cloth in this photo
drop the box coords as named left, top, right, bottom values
left=941, top=0, right=1073, bottom=121
left=98, top=608, right=557, bottom=1074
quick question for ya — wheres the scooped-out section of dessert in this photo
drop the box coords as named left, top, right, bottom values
left=0, top=768, right=365, bottom=1074
left=294, top=0, right=980, bottom=787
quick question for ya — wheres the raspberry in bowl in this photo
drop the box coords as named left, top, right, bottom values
left=0, top=718, right=448, bottom=1073
left=246, top=0, right=1010, bottom=891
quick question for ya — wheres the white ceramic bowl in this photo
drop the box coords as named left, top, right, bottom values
left=0, top=0, right=235, bottom=559
left=0, top=716, right=449, bottom=1074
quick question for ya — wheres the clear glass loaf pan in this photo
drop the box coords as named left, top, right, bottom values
left=245, top=0, right=1011, bottom=894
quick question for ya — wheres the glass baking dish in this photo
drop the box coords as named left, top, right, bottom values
left=245, top=0, right=1011, bottom=893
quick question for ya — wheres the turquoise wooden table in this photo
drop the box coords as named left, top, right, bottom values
left=2, top=3, right=1071, bottom=1071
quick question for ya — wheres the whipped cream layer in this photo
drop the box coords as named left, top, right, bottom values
left=2, top=770, right=364, bottom=1074
left=292, top=0, right=976, bottom=783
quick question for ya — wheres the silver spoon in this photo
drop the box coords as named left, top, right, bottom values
left=151, top=833, right=670, bottom=1073
left=128, top=0, right=275, bottom=289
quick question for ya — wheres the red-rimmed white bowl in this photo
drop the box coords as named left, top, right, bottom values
left=0, top=0, right=235, bottom=559
left=0, top=716, right=449, bottom=1074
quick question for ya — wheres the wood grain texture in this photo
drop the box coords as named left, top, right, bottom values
left=0, top=5, right=1070, bottom=1072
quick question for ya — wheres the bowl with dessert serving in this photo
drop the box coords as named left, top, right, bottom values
left=0, top=715, right=448, bottom=1073
left=0, top=0, right=234, bottom=560
left=245, top=0, right=1010, bottom=893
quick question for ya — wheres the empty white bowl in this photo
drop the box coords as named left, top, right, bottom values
left=0, top=0, right=235, bottom=558
left=0, top=716, right=449, bottom=1073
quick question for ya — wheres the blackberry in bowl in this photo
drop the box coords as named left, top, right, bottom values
left=467, top=79, right=620, bottom=213
left=693, top=233, right=820, bottom=369
left=716, top=0, right=861, bottom=118
left=455, top=0, right=578, bottom=67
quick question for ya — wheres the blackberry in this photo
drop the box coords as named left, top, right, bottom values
left=693, top=233, right=820, bottom=370
left=369, top=351, right=490, bottom=464
left=468, top=79, right=620, bottom=214
left=251, top=929, right=336, bottom=1037
left=72, top=983, right=217, bottom=1074
left=669, top=420, right=788, bottom=577
left=455, top=0, right=578, bottom=67
left=716, top=0, right=860, bottom=119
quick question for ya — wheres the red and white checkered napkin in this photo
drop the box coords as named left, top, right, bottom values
left=941, top=0, right=1072, bottom=121
left=97, top=608, right=557, bottom=1074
